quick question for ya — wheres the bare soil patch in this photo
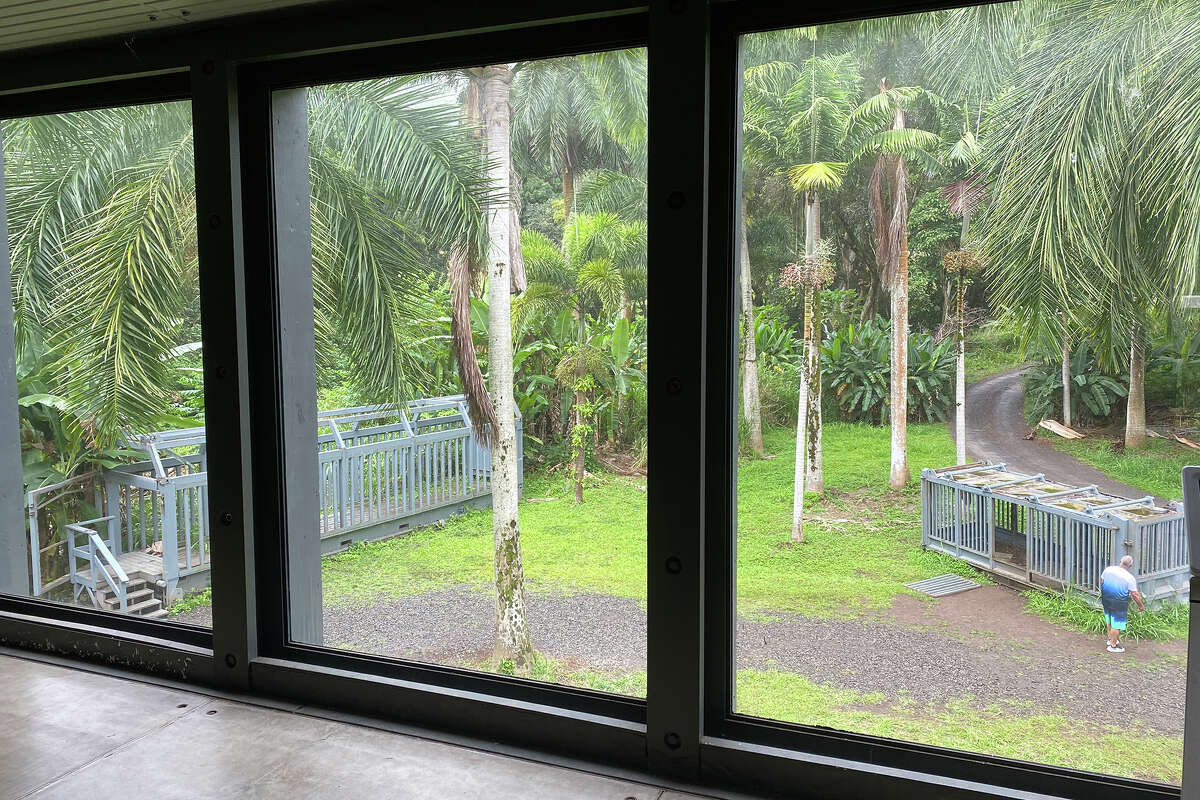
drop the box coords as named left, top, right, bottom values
left=886, top=585, right=1186, bottom=661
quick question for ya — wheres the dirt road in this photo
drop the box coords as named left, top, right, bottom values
left=953, top=368, right=1157, bottom=499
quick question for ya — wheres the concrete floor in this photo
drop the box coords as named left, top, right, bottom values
left=0, top=654, right=725, bottom=800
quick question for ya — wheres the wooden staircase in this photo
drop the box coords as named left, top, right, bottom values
left=94, top=575, right=168, bottom=619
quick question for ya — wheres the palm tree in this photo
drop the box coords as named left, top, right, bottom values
left=845, top=80, right=942, bottom=489
left=743, top=51, right=860, bottom=501
left=451, top=54, right=643, bottom=672
left=4, top=81, right=491, bottom=451
left=976, top=0, right=1200, bottom=449
left=511, top=52, right=645, bottom=226
left=939, top=122, right=984, bottom=465
left=458, top=64, right=534, bottom=674
left=516, top=211, right=645, bottom=503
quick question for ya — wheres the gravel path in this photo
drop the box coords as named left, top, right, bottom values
left=174, top=582, right=1185, bottom=734
left=953, top=368, right=1161, bottom=499
left=737, top=587, right=1185, bottom=735
left=322, top=588, right=647, bottom=673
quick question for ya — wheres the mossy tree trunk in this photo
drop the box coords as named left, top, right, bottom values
left=955, top=273, right=967, bottom=465
left=805, top=193, right=823, bottom=494
left=474, top=64, right=533, bottom=675
left=740, top=193, right=765, bottom=457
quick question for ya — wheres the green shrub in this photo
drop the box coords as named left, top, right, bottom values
left=759, top=365, right=800, bottom=427
left=1022, top=588, right=1188, bottom=641
left=753, top=305, right=801, bottom=370
left=1024, top=344, right=1126, bottom=425
left=1149, top=328, right=1200, bottom=412
left=964, top=322, right=1026, bottom=383
left=821, top=318, right=955, bottom=424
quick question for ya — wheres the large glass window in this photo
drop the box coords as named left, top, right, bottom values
left=1, top=101, right=212, bottom=627
left=734, top=3, right=1194, bottom=785
left=271, top=53, right=650, bottom=695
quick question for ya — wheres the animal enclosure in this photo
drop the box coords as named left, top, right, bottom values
left=921, top=462, right=1188, bottom=608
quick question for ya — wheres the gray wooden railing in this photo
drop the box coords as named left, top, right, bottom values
left=28, top=395, right=518, bottom=605
left=316, top=397, right=504, bottom=538
left=26, top=472, right=102, bottom=596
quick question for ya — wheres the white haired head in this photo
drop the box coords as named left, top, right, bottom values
left=1121, top=555, right=1134, bottom=568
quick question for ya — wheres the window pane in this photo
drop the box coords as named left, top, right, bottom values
left=281, top=52, right=649, bottom=696
left=1, top=102, right=212, bottom=627
left=735, top=5, right=1192, bottom=784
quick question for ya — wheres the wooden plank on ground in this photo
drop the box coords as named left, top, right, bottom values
left=1038, top=419, right=1085, bottom=439
left=1171, top=434, right=1200, bottom=451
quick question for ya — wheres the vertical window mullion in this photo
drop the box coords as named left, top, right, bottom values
left=191, top=58, right=257, bottom=689
left=0, top=125, right=26, bottom=599
left=268, top=88, right=323, bottom=646
left=646, top=0, right=708, bottom=777
left=702, top=9, right=740, bottom=740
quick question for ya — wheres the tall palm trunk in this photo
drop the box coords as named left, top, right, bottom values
left=1126, top=324, right=1147, bottom=448
left=888, top=107, right=910, bottom=491
left=573, top=305, right=586, bottom=503
left=791, top=293, right=810, bottom=544
left=791, top=193, right=819, bottom=543
left=473, top=64, right=533, bottom=675
left=805, top=193, right=824, bottom=494
left=562, top=162, right=575, bottom=225
left=954, top=210, right=970, bottom=465
left=740, top=194, right=765, bottom=457
left=1061, top=331, right=1072, bottom=427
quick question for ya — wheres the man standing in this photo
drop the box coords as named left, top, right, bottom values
left=1100, top=555, right=1145, bottom=653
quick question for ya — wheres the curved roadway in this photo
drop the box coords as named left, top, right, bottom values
left=952, top=368, right=1160, bottom=500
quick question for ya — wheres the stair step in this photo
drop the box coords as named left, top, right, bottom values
left=142, top=608, right=169, bottom=620
left=98, top=587, right=156, bottom=610
left=96, top=579, right=149, bottom=599
left=124, top=597, right=164, bottom=615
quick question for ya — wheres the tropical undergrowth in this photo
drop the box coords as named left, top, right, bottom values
left=1022, top=588, right=1188, bottom=642
left=964, top=323, right=1025, bottom=383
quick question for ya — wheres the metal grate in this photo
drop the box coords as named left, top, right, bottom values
left=906, top=574, right=981, bottom=597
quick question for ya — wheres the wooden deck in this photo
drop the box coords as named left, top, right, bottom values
left=76, top=548, right=209, bottom=585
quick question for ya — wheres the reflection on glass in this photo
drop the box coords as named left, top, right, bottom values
left=284, top=54, right=649, bottom=697
left=735, top=4, right=1193, bottom=784
left=1, top=102, right=211, bottom=626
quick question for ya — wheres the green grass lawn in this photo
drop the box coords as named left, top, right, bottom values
left=736, top=423, right=989, bottom=617
left=322, top=470, right=649, bottom=608
left=965, top=324, right=1026, bottom=384
left=736, top=669, right=1182, bottom=784
left=1049, top=435, right=1193, bottom=501
left=323, top=421, right=982, bottom=617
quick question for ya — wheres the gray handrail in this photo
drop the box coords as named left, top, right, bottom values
left=66, top=517, right=128, bottom=611
left=88, top=534, right=128, bottom=611
left=87, top=532, right=129, bottom=585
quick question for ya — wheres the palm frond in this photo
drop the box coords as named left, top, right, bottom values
left=788, top=161, right=847, bottom=191
left=49, top=131, right=195, bottom=445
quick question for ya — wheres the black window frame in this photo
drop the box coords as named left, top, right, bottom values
left=701, top=3, right=1187, bottom=799
left=0, top=72, right=214, bottom=658
left=237, top=14, right=655, bottom=732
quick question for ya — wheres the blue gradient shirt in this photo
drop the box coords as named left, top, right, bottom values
left=1100, top=565, right=1137, bottom=602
